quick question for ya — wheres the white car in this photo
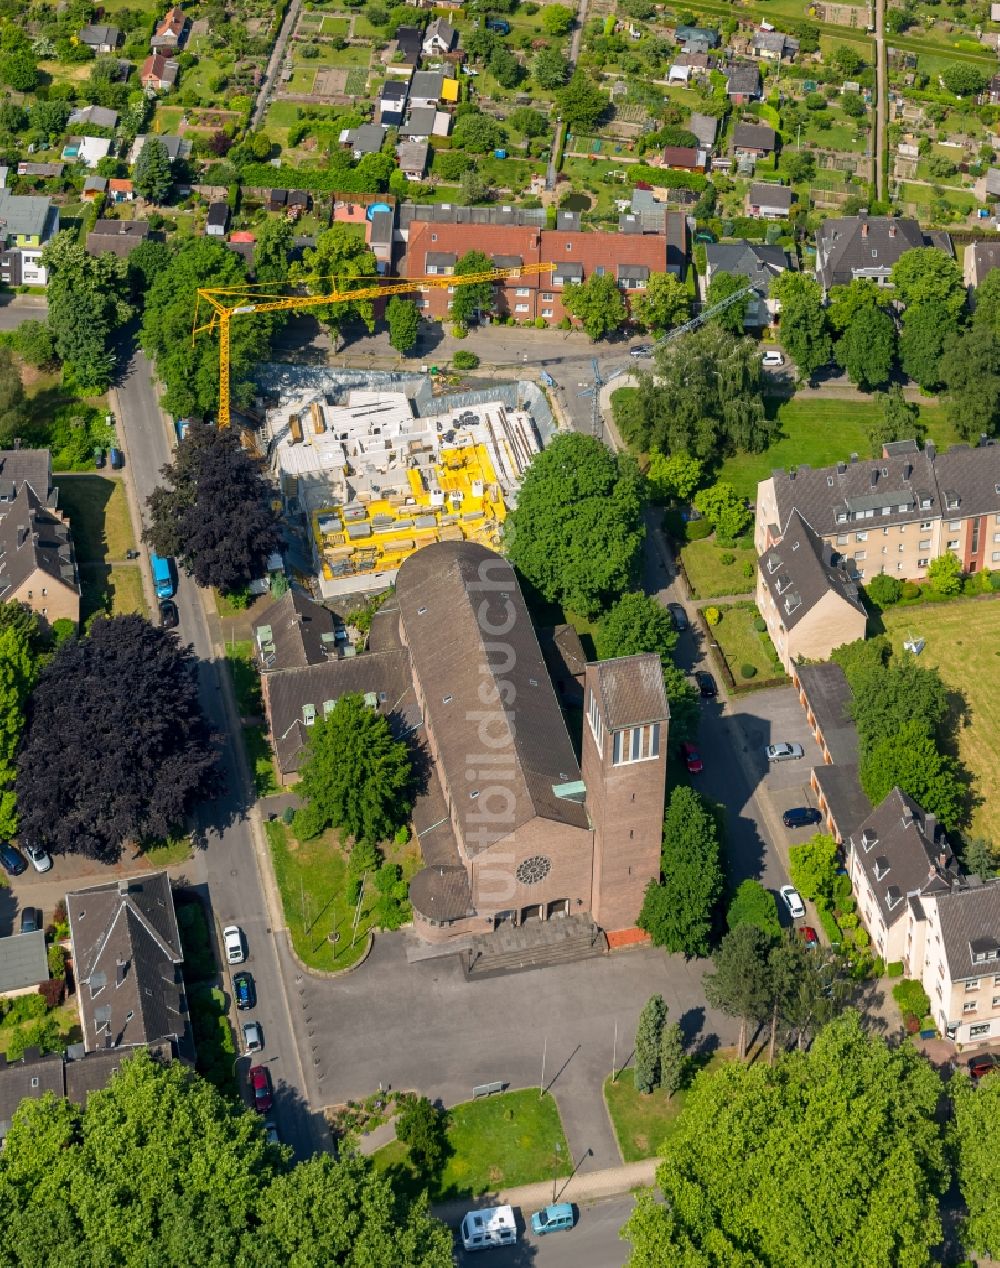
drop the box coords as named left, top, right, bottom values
left=223, top=925, right=245, bottom=964
left=242, top=1021, right=263, bottom=1055
left=762, top=349, right=785, bottom=368
left=25, top=843, right=52, bottom=873
left=765, top=742, right=804, bottom=762
left=780, top=884, right=806, bottom=920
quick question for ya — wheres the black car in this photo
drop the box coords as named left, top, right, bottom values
left=695, top=671, right=717, bottom=699
left=159, top=599, right=179, bottom=630
left=19, top=906, right=41, bottom=934
left=783, top=806, right=823, bottom=829
left=234, top=971, right=256, bottom=1011
left=0, top=843, right=27, bottom=876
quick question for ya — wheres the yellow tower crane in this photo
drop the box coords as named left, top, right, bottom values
left=193, top=261, right=556, bottom=448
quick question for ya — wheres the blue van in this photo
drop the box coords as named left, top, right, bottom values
left=530, top=1203, right=574, bottom=1235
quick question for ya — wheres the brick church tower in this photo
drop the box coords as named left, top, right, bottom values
left=581, top=654, right=669, bottom=932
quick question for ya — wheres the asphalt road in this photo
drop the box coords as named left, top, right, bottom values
left=115, top=349, right=326, bottom=1157
left=454, top=1195, right=634, bottom=1268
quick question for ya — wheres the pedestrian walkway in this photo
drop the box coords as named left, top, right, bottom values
left=431, top=1159, right=658, bottom=1226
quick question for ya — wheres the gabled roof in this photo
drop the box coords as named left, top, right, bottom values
left=410, top=69, right=445, bottom=98
left=725, top=63, right=761, bottom=95
left=424, top=16, right=456, bottom=47
left=688, top=112, right=718, bottom=147
left=396, top=140, right=429, bottom=174
left=812, top=763, right=871, bottom=841
left=935, top=882, right=1000, bottom=982
left=206, top=202, right=229, bottom=227
left=705, top=239, right=789, bottom=296
left=0, top=450, right=52, bottom=504
left=380, top=78, right=409, bottom=102
left=0, top=931, right=48, bottom=994
left=814, top=213, right=947, bottom=289
left=345, top=123, right=386, bottom=155
left=68, top=105, right=119, bottom=129
left=796, top=662, right=858, bottom=765
left=78, top=24, right=119, bottom=45
left=0, top=482, right=78, bottom=603
left=153, top=6, right=187, bottom=39
left=933, top=443, right=1000, bottom=520
left=86, top=220, right=151, bottom=257
left=140, top=54, right=179, bottom=84
left=253, top=589, right=338, bottom=672
left=758, top=509, right=865, bottom=632
left=0, top=191, right=55, bottom=241
left=748, top=182, right=792, bottom=210
left=733, top=122, right=776, bottom=151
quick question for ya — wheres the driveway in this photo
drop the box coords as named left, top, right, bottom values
left=280, top=932, right=738, bottom=1172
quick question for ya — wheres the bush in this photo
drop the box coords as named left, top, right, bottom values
left=720, top=552, right=735, bottom=565
left=38, top=978, right=65, bottom=1008
left=743, top=561, right=755, bottom=580
left=452, top=349, right=479, bottom=370
left=865, top=574, right=902, bottom=607
left=47, top=944, right=66, bottom=979
left=887, top=960, right=905, bottom=978
left=684, top=518, right=712, bottom=542
left=838, top=896, right=856, bottom=915
left=832, top=872, right=852, bottom=901
left=900, top=580, right=921, bottom=600
left=892, top=979, right=930, bottom=1018
left=740, top=663, right=757, bottom=679
left=394, top=823, right=411, bottom=845
left=704, top=606, right=721, bottom=627
left=838, top=912, right=858, bottom=930
left=1, top=993, right=48, bottom=1027
left=814, top=897, right=842, bottom=946
left=753, top=615, right=767, bottom=632
left=904, top=1013, right=921, bottom=1034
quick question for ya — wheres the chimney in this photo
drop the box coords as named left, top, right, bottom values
left=117, top=879, right=128, bottom=897
left=850, top=452, right=858, bottom=464
left=116, top=956, right=128, bottom=986
left=888, top=221, right=896, bottom=238
left=861, top=221, right=868, bottom=238
left=925, top=812, right=937, bottom=844
left=925, top=441, right=936, bottom=461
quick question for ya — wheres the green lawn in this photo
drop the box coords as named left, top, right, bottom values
left=717, top=397, right=957, bottom=501
left=142, top=834, right=192, bottom=867
left=603, top=1050, right=734, bottom=1161
left=375, top=1089, right=569, bottom=1199
left=680, top=537, right=755, bottom=600
left=80, top=564, right=147, bottom=623
left=57, top=475, right=136, bottom=562
left=881, top=600, right=1000, bottom=841
left=225, top=642, right=279, bottom=797
left=267, top=819, right=422, bottom=972
left=711, top=602, right=785, bottom=686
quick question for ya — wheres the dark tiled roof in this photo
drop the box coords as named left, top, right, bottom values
left=0, top=930, right=48, bottom=993
left=812, top=763, right=871, bottom=840
left=253, top=589, right=338, bottom=672
left=849, top=788, right=957, bottom=928
left=0, top=483, right=78, bottom=605
left=815, top=214, right=949, bottom=290
left=396, top=542, right=589, bottom=852
left=797, top=662, right=858, bottom=764
left=67, top=872, right=191, bottom=1056
left=86, top=220, right=151, bottom=258
left=935, top=882, right=1000, bottom=983
left=409, top=865, right=473, bottom=923
left=688, top=112, right=718, bottom=146
left=932, top=444, right=1000, bottom=520
left=0, top=450, right=52, bottom=503
left=733, top=123, right=776, bottom=151
left=759, top=510, right=865, bottom=632
left=381, top=79, right=408, bottom=101
left=725, top=63, right=761, bottom=94
left=705, top=240, right=789, bottom=297
left=592, top=654, right=669, bottom=730
left=969, top=240, right=1000, bottom=285
left=749, top=182, right=792, bottom=209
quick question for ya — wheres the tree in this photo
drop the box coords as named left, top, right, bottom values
left=294, top=224, right=378, bottom=337
left=133, top=137, right=173, bottom=202
left=847, top=654, right=949, bottom=751
left=860, top=719, right=965, bottom=829
left=631, top=271, right=689, bottom=333
left=898, top=305, right=950, bottom=391
left=541, top=3, right=574, bottom=34
left=960, top=835, right=999, bottom=881
left=891, top=247, right=966, bottom=320
left=727, top=878, right=781, bottom=940
left=253, top=215, right=294, bottom=285
left=295, top=694, right=412, bottom=844
left=941, top=63, right=986, bottom=97
left=835, top=302, right=896, bottom=390
left=927, top=551, right=963, bottom=596
left=386, top=296, right=420, bottom=355
left=703, top=923, right=773, bottom=1059
left=634, top=994, right=667, bottom=1094
left=782, top=150, right=815, bottom=183
left=10, top=320, right=56, bottom=373
left=865, top=573, right=902, bottom=606
left=0, top=1049, right=453, bottom=1267
left=596, top=592, right=677, bottom=663
left=768, top=936, right=844, bottom=1056
left=788, top=832, right=839, bottom=905
left=395, top=1096, right=447, bottom=1174
left=43, top=232, right=133, bottom=390
left=146, top=426, right=282, bottom=595
left=658, top=1021, right=685, bottom=1099
left=706, top=270, right=750, bottom=334
left=624, top=1012, right=947, bottom=1265
left=509, top=106, right=548, bottom=137
left=450, top=250, right=495, bottom=328
left=488, top=44, right=522, bottom=88
left=561, top=273, right=627, bottom=340
left=831, top=44, right=867, bottom=75
left=645, top=450, right=702, bottom=503
left=869, top=384, right=922, bottom=456
left=558, top=71, right=607, bottom=130
left=693, top=482, right=752, bottom=542
left=941, top=324, right=1000, bottom=441
left=827, top=277, right=890, bottom=334
left=771, top=273, right=831, bottom=378
left=15, top=617, right=218, bottom=862
left=127, top=240, right=171, bottom=301
left=0, top=48, right=38, bottom=92
left=459, top=167, right=489, bottom=205
left=0, top=345, right=25, bottom=445
left=451, top=110, right=499, bottom=153
left=953, top=1067, right=1000, bottom=1257
left=662, top=662, right=700, bottom=750
left=505, top=433, right=644, bottom=617
left=638, top=786, right=723, bottom=957
left=0, top=623, right=36, bottom=838
left=973, top=268, right=1000, bottom=332
left=534, top=47, right=570, bottom=89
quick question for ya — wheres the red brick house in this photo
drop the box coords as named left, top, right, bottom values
left=140, top=54, right=179, bottom=90
left=403, top=221, right=668, bottom=325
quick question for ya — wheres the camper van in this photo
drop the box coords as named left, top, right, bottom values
left=460, top=1205, right=517, bottom=1252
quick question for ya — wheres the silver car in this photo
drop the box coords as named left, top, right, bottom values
left=765, top=742, right=804, bottom=762
left=242, top=1021, right=263, bottom=1055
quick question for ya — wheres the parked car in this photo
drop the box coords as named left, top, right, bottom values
left=159, top=599, right=179, bottom=630
left=668, top=602, right=689, bottom=631
left=681, top=742, right=703, bottom=774
left=486, top=17, right=510, bottom=33
left=234, top=971, right=256, bottom=1011
left=762, top=349, right=785, bottom=368
left=968, top=1053, right=1000, bottom=1081
left=109, top=447, right=124, bottom=470
left=797, top=925, right=819, bottom=948
left=530, top=1203, right=575, bottom=1235
left=780, top=884, right=806, bottom=920
left=93, top=446, right=105, bottom=469
left=695, top=671, right=717, bottom=699
left=0, top=843, right=27, bottom=877
left=630, top=344, right=654, bottom=359
left=223, top=925, right=245, bottom=964
left=766, top=742, right=804, bottom=762
left=24, top=843, right=52, bottom=873
left=242, top=1021, right=263, bottom=1055
left=248, top=1065, right=273, bottom=1113
left=19, top=906, right=41, bottom=934
left=783, top=806, right=822, bottom=829
left=264, top=1121, right=280, bottom=1145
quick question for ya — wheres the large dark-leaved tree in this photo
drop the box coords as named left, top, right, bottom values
left=146, top=425, right=283, bottom=595
left=15, top=616, right=218, bottom=862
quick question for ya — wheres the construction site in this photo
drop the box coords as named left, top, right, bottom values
left=262, top=369, right=554, bottom=598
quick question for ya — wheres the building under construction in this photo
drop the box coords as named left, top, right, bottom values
left=267, top=386, right=543, bottom=598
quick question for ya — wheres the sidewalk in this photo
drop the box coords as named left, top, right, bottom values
left=431, top=1159, right=658, bottom=1226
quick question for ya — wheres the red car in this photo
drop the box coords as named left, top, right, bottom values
left=681, top=742, right=703, bottom=774
left=249, top=1065, right=273, bottom=1113
left=797, top=926, right=819, bottom=949
left=968, top=1053, right=1000, bottom=1082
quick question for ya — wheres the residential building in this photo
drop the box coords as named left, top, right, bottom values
left=746, top=182, right=793, bottom=219
left=408, top=69, right=447, bottom=108
left=378, top=78, right=409, bottom=126
left=815, top=212, right=953, bottom=291
left=732, top=123, right=777, bottom=158
left=341, top=124, right=387, bottom=159
left=78, top=24, right=120, bottom=52
left=757, top=509, right=867, bottom=671
left=688, top=112, right=718, bottom=149
left=82, top=176, right=107, bottom=202
left=660, top=145, right=706, bottom=171
left=254, top=589, right=340, bottom=673
left=392, top=24, right=423, bottom=68
left=129, top=134, right=191, bottom=165
left=68, top=105, right=119, bottom=130
left=703, top=239, right=790, bottom=326
left=0, top=191, right=59, bottom=287
left=16, top=162, right=64, bottom=180
left=756, top=438, right=1000, bottom=580
left=151, top=5, right=188, bottom=52
left=396, top=140, right=429, bottom=180
left=67, top=873, right=193, bottom=1056
left=674, top=24, right=719, bottom=53
left=724, top=63, right=761, bottom=102
left=62, top=136, right=112, bottom=169
left=0, top=931, right=48, bottom=998
left=368, top=207, right=394, bottom=271
left=752, top=29, right=798, bottom=60
left=965, top=239, right=1000, bottom=292
left=0, top=449, right=79, bottom=628
left=914, top=883, right=1000, bottom=1043
left=206, top=203, right=229, bottom=236
left=422, top=17, right=456, bottom=54
left=109, top=178, right=135, bottom=203
left=86, top=219, right=151, bottom=258
left=665, top=209, right=688, bottom=279
left=139, top=54, right=180, bottom=91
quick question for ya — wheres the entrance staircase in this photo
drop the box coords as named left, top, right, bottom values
left=464, top=914, right=607, bottom=979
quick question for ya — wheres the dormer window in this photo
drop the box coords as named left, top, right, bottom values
left=872, top=856, right=889, bottom=882
left=885, top=885, right=902, bottom=912
left=862, top=827, right=878, bottom=852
